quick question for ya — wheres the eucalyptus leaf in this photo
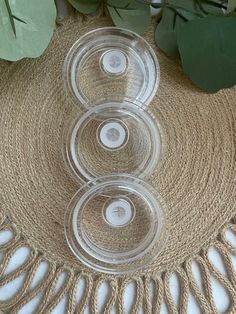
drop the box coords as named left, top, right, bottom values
left=0, top=0, right=56, bottom=61
left=154, top=0, right=217, bottom=58
left=155, top=7, right=186, bottom=58
left=177, top=16, right=236, bottom=92
left=68, top=0, right=100, bottom=14
left=107, top=0, right=151, bottom=34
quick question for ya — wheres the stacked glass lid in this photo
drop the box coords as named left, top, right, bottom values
left=63, top=27, right=167, bottom=274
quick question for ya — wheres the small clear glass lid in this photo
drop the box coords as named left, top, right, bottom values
left=63, top=98, right=162, bottom=183
left=64, top=175, right=167, bottom=274
left=63, top=27, right=160, bottom=110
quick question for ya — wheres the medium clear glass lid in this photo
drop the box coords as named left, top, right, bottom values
left=63, top=97, right=162, bottom=183
left=64, top=175, right=167, bottom=274
left=63, top=27, right=160, bottom=110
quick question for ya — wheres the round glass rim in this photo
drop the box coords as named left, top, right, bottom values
left=63, top=26, right=160, bottom=110
left=62, top=96, right=163, bottom=184
left=64, top=174, right=167, bottom=274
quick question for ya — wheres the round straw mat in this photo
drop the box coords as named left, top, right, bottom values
left=0, top=15, right=236, bottom=313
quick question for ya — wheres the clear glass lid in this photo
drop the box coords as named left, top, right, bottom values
left=63, top=27, right=160, bottom=110
left=64, top=175, right=167, bottom=274
left=63, top=97, right=162, bottom=183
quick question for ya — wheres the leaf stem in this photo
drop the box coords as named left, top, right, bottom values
left=4, top=0, right=16, bottom=36
left=173, top=11, right=177, bottom=27
left=114, top=7, right=122, bottom=18
left=12, top=15, right=27, bottom=24
left=4, top=0, right=27, bottom=37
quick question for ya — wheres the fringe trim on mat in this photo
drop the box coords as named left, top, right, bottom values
left=1, top=214, right=236, bottom=313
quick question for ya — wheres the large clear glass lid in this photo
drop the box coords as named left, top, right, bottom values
left=64, top=175, right=167, bottom=274
left=63, top=98, right=162, bottom=183
left=63, top=27, right=160, bottom=110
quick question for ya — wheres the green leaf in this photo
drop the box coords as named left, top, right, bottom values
left=107, top=0, right=151, bottom=34
left=227, top=0, right=236, bottom=12
left=155, top=7, right=186, bottom=58
left=68, top=0, right=100, bottom=14
left=177, top=16, right=236, bottom=92
left=0, top=0, right=56, bottom=61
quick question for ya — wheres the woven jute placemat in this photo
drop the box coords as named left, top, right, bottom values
left=0, top=14, right=236, bottom=313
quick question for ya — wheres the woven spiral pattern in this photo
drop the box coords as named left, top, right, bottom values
left=81, top=195, right=152, bottom=252
left=0, top=14, right=236, bottom=313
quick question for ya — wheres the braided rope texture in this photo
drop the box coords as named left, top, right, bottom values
left=0, top=15, right=235, bottom=313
